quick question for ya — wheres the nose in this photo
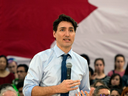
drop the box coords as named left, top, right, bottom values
left=65, top=30, right=70, bottom=36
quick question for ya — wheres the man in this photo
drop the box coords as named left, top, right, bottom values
left=23, top=14, right=90, bottom=96
left=17, top=81, right=24, bottom=96
left=17, top=64, right=28, bottom=82
left=0, top=84, right=18, bottom=96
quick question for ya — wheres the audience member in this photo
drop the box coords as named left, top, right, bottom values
left=0, top=83, right=18, bottom=96
left=110, top=87, right=122, bottom=96
left=93, top=80, right=106, bottom=88
left=17, top=64, right=28, bottom=82
left=108, top=73, right=123, bottom=89
left=0, top=55, right=15, bottom=85
left=81, top=54, right=94, bottom=85
left=17, top=81, right=24, bottom=96
left=108, top=54, right=125, bottom=77
left=121, top=87, right=128, bottom=96
left=92, top=58, right=110, bottom=85
left=8, top=58, right=18, bottom=79
left=122, top=63, right=128, bottom=87
left=76, top=85, right=110, bottom=96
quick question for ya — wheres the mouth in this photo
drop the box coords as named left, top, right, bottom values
left=63, top=38, right=70, bottom=42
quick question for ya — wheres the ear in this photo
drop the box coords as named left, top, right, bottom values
left=53, top=31, right=56, bottom=38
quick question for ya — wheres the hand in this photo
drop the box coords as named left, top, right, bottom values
left=75, top=87, right=95, bottom=96
left=57, top=80, right=80, bottom=93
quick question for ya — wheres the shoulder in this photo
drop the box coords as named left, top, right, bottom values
left=72, top=51, right=87, bottom=62
left=33, top=48, right=54, bottom=61
left=108, top=70, right=113, bottom=76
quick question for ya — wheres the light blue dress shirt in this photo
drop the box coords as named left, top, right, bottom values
left=23, top=45, right=90, bottom=96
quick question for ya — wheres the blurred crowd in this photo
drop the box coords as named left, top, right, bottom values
left=0, top=54, right=128, bottom=96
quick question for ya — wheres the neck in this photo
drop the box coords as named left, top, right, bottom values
left=0, top=70, right=6, bottom=74
left=57, top=44, right=71, bottom=54
left=97, top=72, right=104, bottom=76
left=116, top=68, right=124, bottom=72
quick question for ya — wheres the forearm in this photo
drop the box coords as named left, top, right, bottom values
left=32, top=85, right=60, bottom=96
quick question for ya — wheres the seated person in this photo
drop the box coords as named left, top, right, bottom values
left=0, top=83, right=18, bottom=96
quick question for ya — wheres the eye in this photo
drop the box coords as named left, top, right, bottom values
left=69, top=29, right=73, bottom=32
left=60, top=29, right=64, bottom=31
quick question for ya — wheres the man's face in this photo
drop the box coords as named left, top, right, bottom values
left=53, top=21, right=75, bottom=51
left=17, top=67, right=27, bottom=81
left=98, top=88, right=110, bottom=96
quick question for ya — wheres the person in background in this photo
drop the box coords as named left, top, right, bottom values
left=81, top=54, right=94, bottom=85
left=108, top=54, right=125, bottom=77
left=0, top=83, right=18, bottom=96
left=8, top=58, right=18, bottom=79
left=122, top=63, right=128, bottom=88
left=92, top=58, right=110, bottom=85
left=108, top=73, right=123, bottom=89
left=17, top=81, right=24, bottom=96
left=0, top=55, right=15, bottom=85
left=76, top=85, right=110, bottom=96
left=93, top=80, right=106, bottom=89
left=121, top=87, right=128, bottom=96
left=110, top=87, right=122, bottom=96
left=17, top=64, right=28, bottom=82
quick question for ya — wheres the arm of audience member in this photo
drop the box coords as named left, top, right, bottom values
left=31, top=79, right=80, bottom=96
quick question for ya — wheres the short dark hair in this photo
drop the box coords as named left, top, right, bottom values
left=17, top=64, right=28, bottom=73
left=80, top=54, right=90, bottom=65
left=53, top=14, right=78, bottom=32
left=94, top=85, right=110, bottom=96
left=108, top=73, right=122, bottom=89
left=0, top=55, right=8, bottom=68
left=110, top=87, right=122, bottom=96
left=124, top=63, right=128, bottom=75
left=93, top=80, right=106, bottom=88
left=114, top=54, right=125, bottom=69
left=16, top=81, right=24, bottom=90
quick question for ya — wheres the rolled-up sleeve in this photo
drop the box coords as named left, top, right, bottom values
left=23, top=54, right=44, bottom=96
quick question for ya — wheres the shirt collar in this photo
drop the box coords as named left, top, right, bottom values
left=54, top=44, right=73, bottom=58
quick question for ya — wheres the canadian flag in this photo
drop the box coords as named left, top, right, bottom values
left=0, top=0, right=128, bottom=74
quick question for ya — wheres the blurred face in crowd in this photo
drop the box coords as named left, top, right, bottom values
left=53, top=21, right=75, bottom=51
left=124, top=92, right=128, bottom=96
left=8, top=61, right=17, bottom=74
left=115, top=56, right=125, bottom=69
left=95, top=60, right=104, bottom=74
left=98, top=88, right=110, bottom=96
left=111, top=75, right=120, bottom=86
left=2, top=90, right=17, bottom=96
left=0, top=57, right=7, bottom=71
left=17, top=67, right=27, bottom=81
left=18, top=87, right=24, bottom=96
left=111, top=90, right=120, bottom=96
left=95, top=82, right=104, bottom=88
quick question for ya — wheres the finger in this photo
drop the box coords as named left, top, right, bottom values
left=81, top=90, right=85, bottom=96
left=68, top=82, right=80, bottom=87
left=75, top=93, right=78, bottom=96
left=89, top=88, right=95, bottom=96
left=69, top=87, right=78, bottom=91
left=78, top=92, right=81, bottom=96
left=84, top=91, right=89, bottom=96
